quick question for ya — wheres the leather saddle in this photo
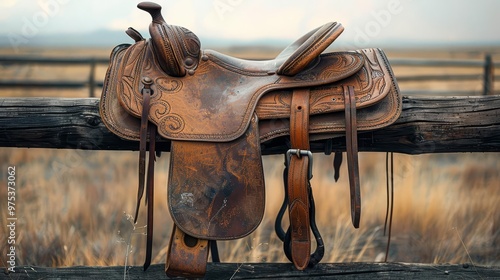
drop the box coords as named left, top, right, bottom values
left=100, top=2, right=401, bottom=277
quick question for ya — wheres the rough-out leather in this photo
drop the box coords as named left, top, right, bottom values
left=98, top=1, right=402, bottom=277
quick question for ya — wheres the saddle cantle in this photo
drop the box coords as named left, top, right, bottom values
left=99, top=1, right=401, bottom=277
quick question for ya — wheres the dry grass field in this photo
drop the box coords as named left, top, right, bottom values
left=0, top=46, right=499, bottom=270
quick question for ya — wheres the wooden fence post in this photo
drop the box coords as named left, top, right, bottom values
left=483, top=54, right=494, bottom=95
left=89, top=58, right=96, bottom=97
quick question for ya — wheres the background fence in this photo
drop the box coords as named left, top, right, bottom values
left=0, top=56, right=109, bottom=97
left=0, top=53, right=497, bottom=97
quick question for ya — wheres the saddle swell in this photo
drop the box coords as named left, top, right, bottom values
left=99, top=1, right=402, bottom=277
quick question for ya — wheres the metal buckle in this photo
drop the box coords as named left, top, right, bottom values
left=285, top=149, right=313, bottom=180
left=141, top=76, right=154, bottom=95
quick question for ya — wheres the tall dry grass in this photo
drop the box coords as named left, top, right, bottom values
left=0, top=47, right=499, bottom=268
left=0, top=149, right=498, bottom=267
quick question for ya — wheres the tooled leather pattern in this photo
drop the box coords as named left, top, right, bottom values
left=101, top=45, right=401, bottom=144
left=255, top=48, right=394, bottom=119
left=114, top=40, right=365, bottom=142
left=257, top=48, right=402, bottom=142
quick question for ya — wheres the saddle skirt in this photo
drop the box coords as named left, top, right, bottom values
left=101, top=46, right=400, bottom=144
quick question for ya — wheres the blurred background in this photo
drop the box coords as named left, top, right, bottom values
left=1, top=0, right=500, bottom=49
left=0, top=0, right=498, bottom=270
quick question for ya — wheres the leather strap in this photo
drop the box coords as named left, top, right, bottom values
left=210, top=241, right=220, bottom=263
left=287, top=88, right=312, bottom=270
left=143, top=126, right=156, bottom=270
left=343, top=85, right=361, bottom=228
left=290, top=89, right=310, bottom=149
left=134, top=77, right=153, bottom=223
left=384, top=152, right=394, bottom=262
left=333, top=151, right=343, bottom=182
left=133, top=76, right=157, bottom=270
left=165, top=225, right=209, bottom=278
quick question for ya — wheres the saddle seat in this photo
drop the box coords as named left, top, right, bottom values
left=205, top=21, right=343, bottom=76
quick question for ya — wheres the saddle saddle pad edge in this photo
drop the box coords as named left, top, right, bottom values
left=259, top=92, right=401, bottom=143
left=100, top=44, right=140, bottom=141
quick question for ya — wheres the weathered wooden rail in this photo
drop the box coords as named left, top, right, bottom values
left=4, top=262, right=500, bottom=279
left=0, top=95, right=499, bottom=154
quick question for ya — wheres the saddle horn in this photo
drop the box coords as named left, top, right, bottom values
left=137, top=2, right=201, bottom=77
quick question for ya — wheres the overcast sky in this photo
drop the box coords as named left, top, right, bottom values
left=1, top=0, right=499, bottom=47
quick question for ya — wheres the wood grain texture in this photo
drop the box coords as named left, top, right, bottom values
left=0, top=96, right=499, bottom=154
left=3, top=262, right=499, bottom=279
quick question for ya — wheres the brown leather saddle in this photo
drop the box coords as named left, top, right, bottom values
left=100, top=2, right=401, bottom=277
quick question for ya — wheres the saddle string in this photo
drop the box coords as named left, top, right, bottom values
left=144, top=126, right=156, bottom=270
left=209, top=241, right=220, bottom=263
left=134, top=76, right=156, bottom=270
left=343, top=85, right=361, bottom=228
left=134, top=77, right=153, bottom=223
left=383, top=153, right=390, bottom=235
left=384, top=152, right=394, bottom=262
left=333, top=151, right=343, bottom=182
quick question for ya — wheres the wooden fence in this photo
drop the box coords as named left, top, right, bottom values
left=0, top=54, right=499, bottom=278
left=6, top=262, right=499, bottom=279
left=390, top=54, right=497, bottom=95
left=1, top=95, right=499, bottom=153
left=0, top=54, right=497, bottom=96
left=0, top=56, right=109, bottom=97
left=1, top=95, right=500, bottom=279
